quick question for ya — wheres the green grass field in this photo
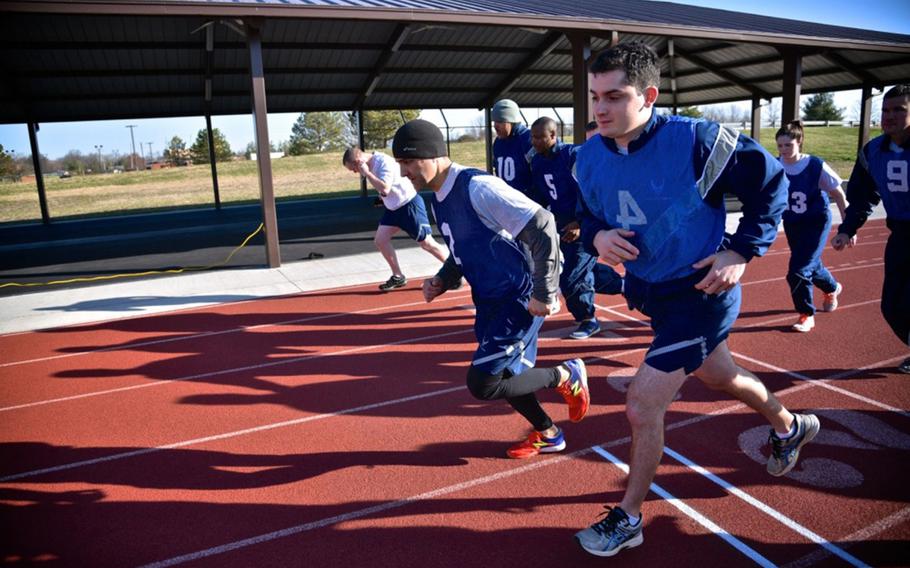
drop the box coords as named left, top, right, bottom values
left=0, top=126, right=877, bottom=224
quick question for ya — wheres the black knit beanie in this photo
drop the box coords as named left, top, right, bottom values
left=392, top=119, right=448, bottom=159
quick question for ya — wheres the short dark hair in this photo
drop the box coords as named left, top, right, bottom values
left=883, top=84, right=910, bottom=100
left=775, top=120, right=805, bottom=145
left=585, top=120, right=597, bottom=132
left=589, top=41, right=660, bottom=94
left=342, top=146, right=361, bottom=166
left=531, top=116, right=557, bottom=133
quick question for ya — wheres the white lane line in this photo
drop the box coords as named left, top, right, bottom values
left=736, top=298, right=882, bottom=329
left=591, top=446, right=777, bottom=568
left=0, top=385, right=467, bottom=483
left=663, top=446, right=871, bottom=568
left=763, top=239, right=888, bottom=257
left=732, top=352, right=910, bottom=417
left=781, top=506, right=910, bottom=568
left=0, top=291, right=475, bottom=368
left=741, top=262, right=884, bottom=288
left=0, top=344, right=653, bottom=482
left=0, top=326, right=474, bottom=413
left=598, top=296, right=910, bottom=418
left=136, top=449, right=590, bottom=568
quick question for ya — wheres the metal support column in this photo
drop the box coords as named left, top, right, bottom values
left=484, top=107, right=493, bottom=173
left=439, top=108, right=451, bottom=157
left=27, top=122, right=49, bottom=224
left=570, top=32, right=591, bottom=145
left=357, top=109, right=367, bottom=198
left=781, top=51, right=802, bottom=125
left=246, top=19, right=280, bottom=268
left=205, top=114, right=221, bottom=209
left=750, top=95, right=762, bottom=142
left=668, top=39, right=679, bottom=115
left=857, top=83, right=873, bottom=156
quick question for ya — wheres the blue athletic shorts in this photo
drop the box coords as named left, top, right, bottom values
left=625, top=271, right=741, bottom=374
left=379, top=195, right=432, bottom=242
left=471, top=296, right=544, bottom=377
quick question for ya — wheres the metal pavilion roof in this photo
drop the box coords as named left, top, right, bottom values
left=1, top=0, right=908, bottom=124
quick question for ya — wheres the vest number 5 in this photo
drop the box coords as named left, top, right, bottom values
left=616, top=190, right=648, bottom=230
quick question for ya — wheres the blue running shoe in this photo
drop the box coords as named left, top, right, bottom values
left=569, top=318, right=601, bottom=340
left=575, top=506, right=643, bottom=557
left=556, top=358, right=589, bottom=422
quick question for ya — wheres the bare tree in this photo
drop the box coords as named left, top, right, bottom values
left=765, top=99, right=781, bottom=127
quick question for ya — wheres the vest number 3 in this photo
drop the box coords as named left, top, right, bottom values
left=789, top=191, right=808, bottom=214
left=616, top=190, right=648, bottom=230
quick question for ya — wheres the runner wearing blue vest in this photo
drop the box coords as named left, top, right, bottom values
left=571, top=42, right=820, bottom=558
left=832, top=84, right=910, bottom=374
left=775, top=120, right=847, bottom=333
left=491, top=99, right=534, bottom=196
left=529, top=117, right=624, bottom=340
left=391, top=119, right=592, bottom=459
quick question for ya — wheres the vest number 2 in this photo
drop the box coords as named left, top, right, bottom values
left=616, top=191, right=648, bottom=230
left=886, top=160, right=908, bottom=193
left=440, top=222, right=462, bottom=266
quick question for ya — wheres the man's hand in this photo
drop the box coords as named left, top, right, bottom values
left=593, top=228, right=639, bottom=265
left=423, top=276, right=445, bottom=303
left=356, top=159, right=371, bottom=177
left=692, top=250, right=747, bottom=294
left=831, top=232, right=857, bottom=251
left=560, top=221, right=581, bottom=243
left=528, top=297, right=559, bottom=317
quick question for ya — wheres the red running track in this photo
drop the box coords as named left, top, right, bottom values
left=1, top=219, right=908, bottom=567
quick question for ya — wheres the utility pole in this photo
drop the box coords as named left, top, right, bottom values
left=125, top=124, right=138, bottom=171
left=94, top=144, right=103, bottom=172
left=147, top=142, right=154, bottom=163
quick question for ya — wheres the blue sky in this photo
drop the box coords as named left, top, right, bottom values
left=1, top=0, right=908, bottom=161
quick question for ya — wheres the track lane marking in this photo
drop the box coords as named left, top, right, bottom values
left=0, top=291, right=476, bottom=368
left=663, top=446, right=870, bottom=568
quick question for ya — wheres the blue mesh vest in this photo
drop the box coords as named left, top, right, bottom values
left=431, top=169, right=533, bottom=301
left=782, top=156, right=828, bottom=223
left=493, top=124, right=533, bottom=195
left=865, top=135, right=910, bottom=221
left=531, top=142, right=580, bottom=230
left=575, top=117, right=726, bottom=283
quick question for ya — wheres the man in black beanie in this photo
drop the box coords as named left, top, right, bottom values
left=392, top=119, right=593, bottom=459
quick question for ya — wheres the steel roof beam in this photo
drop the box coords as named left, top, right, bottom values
left=675, top=45, right=772, bottom=101
left=481, top=30, right=565, bottom=108
left=353, top=23, right=409, bottom=109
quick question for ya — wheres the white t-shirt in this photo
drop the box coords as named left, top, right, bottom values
left=437, top=163, right=540, bottom=239
left=370, top=152, right=416, bottom=211
left=779, top=154, right=843, bottom=193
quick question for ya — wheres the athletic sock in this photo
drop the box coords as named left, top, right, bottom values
left=775, top=420, right=798, bottom=439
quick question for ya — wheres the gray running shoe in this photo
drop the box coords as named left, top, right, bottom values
left=575, top=506, right=643, bottom=557
left=767, top=413, right=820, bottom=477
left=378, top=275, right=407, bottom=291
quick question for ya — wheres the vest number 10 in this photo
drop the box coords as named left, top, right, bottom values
left=497, top=157, right=515, bottom=182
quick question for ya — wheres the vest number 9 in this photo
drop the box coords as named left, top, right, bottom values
left=440, top=222, right=462, bottom=266
left=886, top=160, right=908, bottom=193
left=789, top=191, right=808, bottom=214
left=616, top=190, right=648, bottom=230
left=497, top=156, right=515, bottom=182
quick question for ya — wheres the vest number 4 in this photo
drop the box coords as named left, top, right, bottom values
left=616, top=190, right=648, bottom=230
